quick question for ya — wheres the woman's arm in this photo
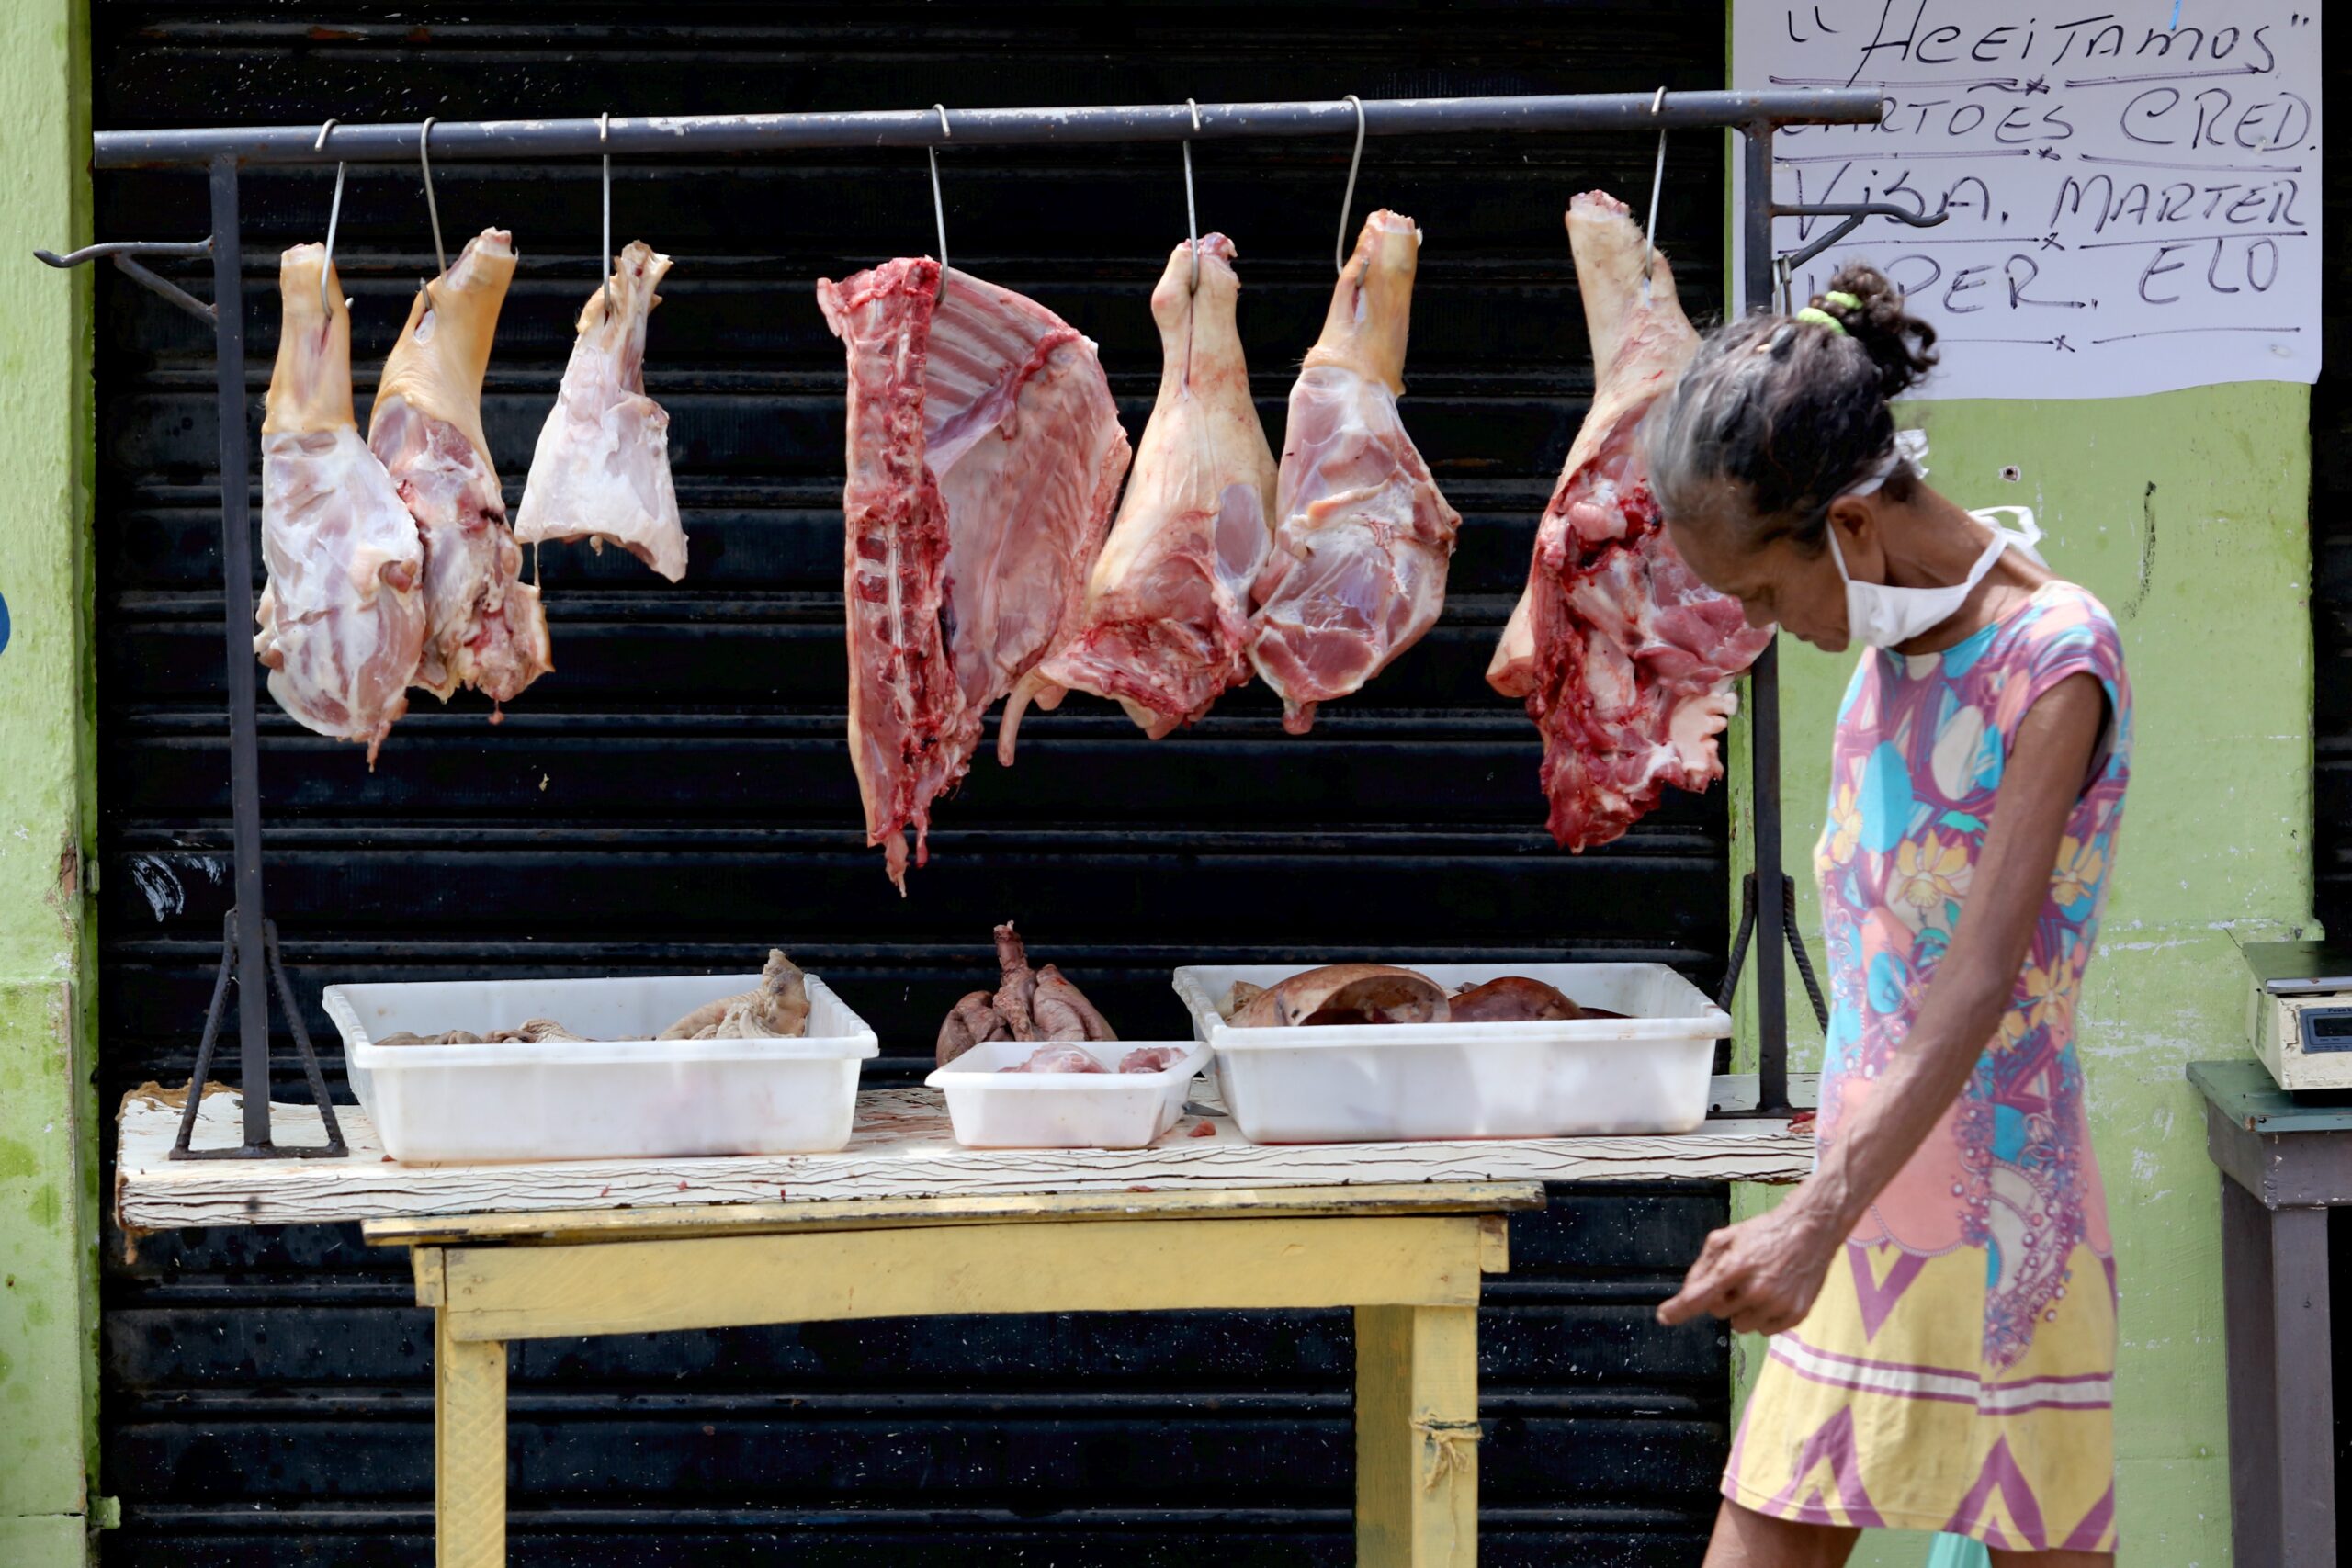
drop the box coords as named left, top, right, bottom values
left=1658, top=671, right=2108, bottom=1336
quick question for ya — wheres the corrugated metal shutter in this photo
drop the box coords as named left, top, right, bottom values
left=96, top=3, right=1739, bottom=1561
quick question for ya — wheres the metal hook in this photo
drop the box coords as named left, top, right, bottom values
left=419, top=115, right=447, bottom=278
left=315, top=119, right=346, bottom=318
left=599, top=111, right=614, bottom=320
left=1335, top=94, right=1366, bottom=275
left=31, top=237, right=216, bottom=324
left=1643, top=88, right=1668, bottom=292
left=1182, top=98, right=1202, bottom=293
left=926, top=104, right=953, bottom=304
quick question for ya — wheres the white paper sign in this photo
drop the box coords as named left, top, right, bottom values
left=1732, top=2, right=2321, bottom=400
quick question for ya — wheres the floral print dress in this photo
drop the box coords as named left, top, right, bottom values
left=1722, top=580, right=2131, bottom=1552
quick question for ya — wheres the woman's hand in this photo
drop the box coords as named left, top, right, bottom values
left=1657, top=1191, right=1846, bottom=1337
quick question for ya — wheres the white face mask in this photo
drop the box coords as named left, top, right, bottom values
left=1822, top=433, right=2045, bottom=649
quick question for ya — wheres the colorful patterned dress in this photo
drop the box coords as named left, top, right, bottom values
left=1722, top=580, right=2132, bottom=1552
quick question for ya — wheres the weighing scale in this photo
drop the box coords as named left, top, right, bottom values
left=2243, top=941, right=2352, bottom=1092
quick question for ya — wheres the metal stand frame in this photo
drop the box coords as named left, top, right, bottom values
left=43, top=89, right=1926, bottom=1153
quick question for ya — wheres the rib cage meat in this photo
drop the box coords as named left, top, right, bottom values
left=514, top=241, right=688, bottom=581
left=254, top=243, right=428, bottom=766
left=1249, top=209, right=1460, bottom=734
left=1491, top=192, right=1772, bottom=850
left=817, top=258, right=1129, bottom=890
left=368, top=228, right=553, bottom=707
left=1035, top=233, right=1276, bottom=738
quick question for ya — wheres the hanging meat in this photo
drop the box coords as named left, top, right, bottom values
left=1029, top=233, right=1276, bottom=741
left=514, top=241, right=687, bottom=581
left=1248, top=209, right=1461, bottom=734
left=817, top=259, right=1130, bottom=890
left=1490, top=191, right=1772, bottom=851
left=253, top=243, right=428, bottom=767
left=368, top=227, right=553, bottom=709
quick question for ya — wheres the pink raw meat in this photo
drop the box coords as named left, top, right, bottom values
left=1249, top=210, right=1461, bottom=734
left=514, top=241, right=687, bottom=581
left=817, top=259, right=1130, bottom=890
left=1116, top=1045, right=1188, bottom=1074
left=1001, top=1045, right=1109, bottom=1075
left=368, top=228, right=553, bottom=708
left=1034, top=234, right=1276, bottom=739
left=254, top=243, right=427, bottom=766
left=1489, top=192, right=1771, bottom=851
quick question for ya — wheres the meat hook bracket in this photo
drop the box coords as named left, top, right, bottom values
left=170, top=913, right=349, bottom=1161
left=33, top=237, right=216, bottom=324
left=1770, top=199, right=1949, bottom=279
left=40, top=156, right=341, bottom=1158
left=1711, top=872, right=1828, bottom=1123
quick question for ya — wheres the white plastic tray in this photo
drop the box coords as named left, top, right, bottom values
left=1171, top=963, right=1727, bottom=1145
left=324, top=972, right=878, bottom=1164
left=924, top=1040, right=1209, bottom=1149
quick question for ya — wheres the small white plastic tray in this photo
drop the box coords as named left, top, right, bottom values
left=323, top=972, right=878, bottom=1164
left=1171, top=963, right=1727, bottom=1145
left=924, top=1040, right=1210, bottom=1149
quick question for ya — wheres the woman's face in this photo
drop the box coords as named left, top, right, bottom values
left=1666, top=508, right=1855, bottom=654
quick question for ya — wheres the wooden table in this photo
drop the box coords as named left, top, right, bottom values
left=376, top=1182, right=1542, bottom=1568
left=2192, top=1058, right=2352, bottom=1568
left=117, top=1082, right=1814, bottom=1565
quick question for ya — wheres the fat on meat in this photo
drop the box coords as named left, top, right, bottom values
left=368, top=228, right=553, bottom=708
left=254, top=243, right=427, bottom=767
left=1488, top=192, right=1772, bottom=850
left=1032, top=233, right=1276, bottom=740
left=817, top=259, right=1129, bottom=889
left=514, top=241, right=687, bottom=581
left=1248, top=209, right=1461, bottom=734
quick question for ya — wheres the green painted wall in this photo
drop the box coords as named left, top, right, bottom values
left=1730, top=383, right=2313, bottom=1567
left=0, top=1, right=96, bottom=1563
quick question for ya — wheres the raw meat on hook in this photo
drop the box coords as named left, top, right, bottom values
left=1249, top=209, right=1461, bottom=734
left=818, top=258, right=1129, bottom=889
left=514, top=241, right=688, bottom=581
left=1491, top=192, right=1771, bottom=850
left=368, top=228, right=553, bottom=707
left=1034, top=233, right=1276, bottom=739
left=254, top=243, right=427, bottom=766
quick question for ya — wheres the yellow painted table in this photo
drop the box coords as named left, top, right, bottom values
left=368, top=1181, right=1544, bottom=1568
left=114, top=1083, right=1814, bottom=1565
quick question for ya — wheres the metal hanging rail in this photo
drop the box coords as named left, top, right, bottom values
left=90, top=91, right=1881, bottom=167
left=55, top=87, right=1906, bottom=1154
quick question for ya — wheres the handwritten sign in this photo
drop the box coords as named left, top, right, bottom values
left=1732, top=2, right=2321, bottom=400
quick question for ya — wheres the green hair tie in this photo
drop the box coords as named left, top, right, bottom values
left=1822, top=289, right=1863, bottom=310
left=1794, top=306, right=1846, bottom=334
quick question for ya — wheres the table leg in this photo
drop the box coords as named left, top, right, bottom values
left=1355, top=1304, right=1479, bottom=1567
left=435, top=1305, right=509, bottom=1568
left=2220, top=1174, right=2335, bottom=1567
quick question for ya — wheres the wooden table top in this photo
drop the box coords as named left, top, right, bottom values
left=366, top=1180, right=1554, bottom=1247
left=117, top=1077, right=1813, bottom=1235
left=2190, top=1057, right=2352, bottom=1134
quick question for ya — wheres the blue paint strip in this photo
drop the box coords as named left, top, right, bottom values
left=2170, top=0, right=2183, bottom=28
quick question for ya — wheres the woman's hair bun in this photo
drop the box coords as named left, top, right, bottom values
left=1816, top=263, right=1938, bottom=401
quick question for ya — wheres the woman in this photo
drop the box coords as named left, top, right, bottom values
left=1645, top=266, right=2131, bottom=1565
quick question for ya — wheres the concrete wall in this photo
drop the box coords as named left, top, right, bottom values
left=0, top=2, right=96, bottom=1563
left=1734, top=383, right=2313, bottom=1567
